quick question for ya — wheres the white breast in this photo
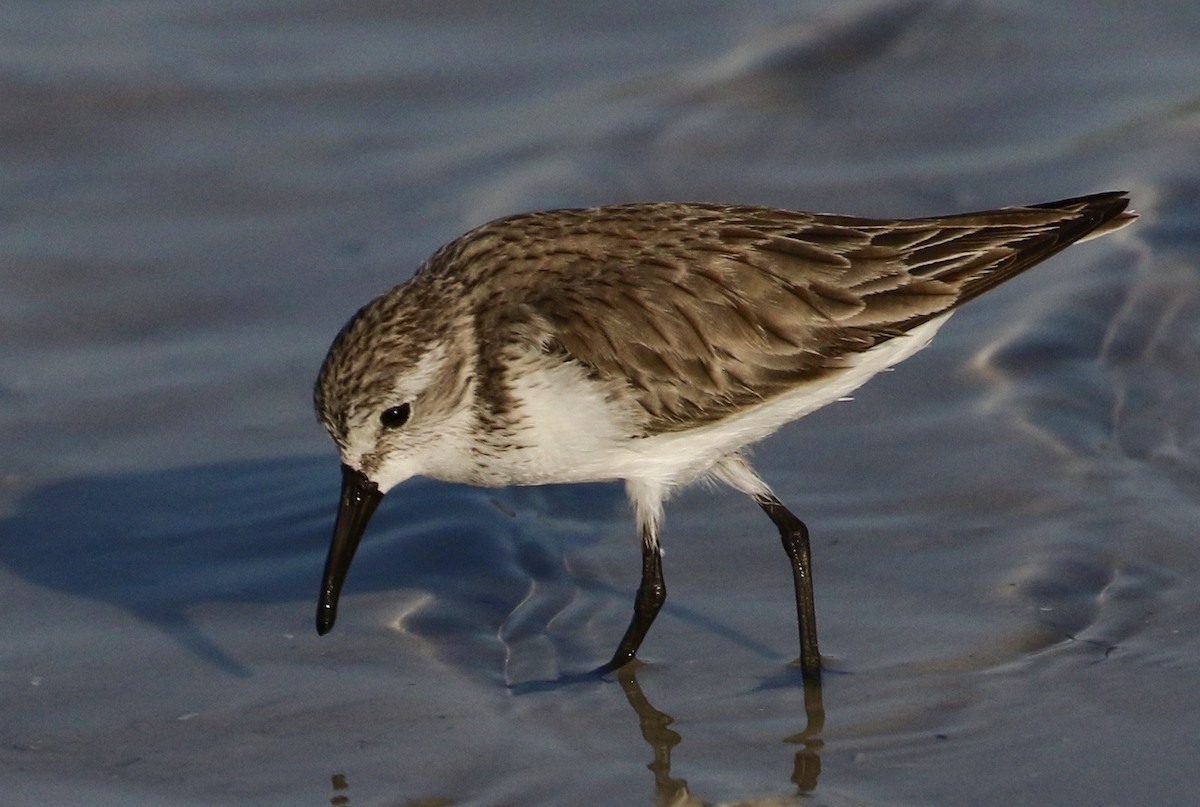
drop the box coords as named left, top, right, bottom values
left=479, top=314, right=953, bottom=489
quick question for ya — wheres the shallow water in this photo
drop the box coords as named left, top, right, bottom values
left=4, top=1, right=1200, bottom=804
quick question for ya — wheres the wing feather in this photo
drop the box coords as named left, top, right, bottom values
left=447, top=192, right=1133, bottom=434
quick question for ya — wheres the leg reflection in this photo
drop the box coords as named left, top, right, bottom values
left=616, top=665, right=827, bottom=803
left=783, top=678, right=826, bottom=793
left=617, top=663, right=691, bottom=805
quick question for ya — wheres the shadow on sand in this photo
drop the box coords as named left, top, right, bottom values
left=0, top=458, right=613, bottom=676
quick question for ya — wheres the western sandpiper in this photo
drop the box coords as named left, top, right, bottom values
left=313, top=191, right=1134, bottom=683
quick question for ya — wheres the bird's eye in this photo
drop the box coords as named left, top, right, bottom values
left=379, top=403, right=411, bottom=429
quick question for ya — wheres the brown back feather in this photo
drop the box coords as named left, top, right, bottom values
left=427, top=192, right=1134, bottom=434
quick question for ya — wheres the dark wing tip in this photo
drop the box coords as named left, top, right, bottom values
left=1029, top=190, right=1137, bottom=237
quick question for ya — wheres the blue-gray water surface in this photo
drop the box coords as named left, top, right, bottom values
left=3, top=2, right=1200, bottom=805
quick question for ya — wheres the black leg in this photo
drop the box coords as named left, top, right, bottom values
left=596, top=539, right=666, bottom=675
left=755, top=493, right=821, bottom=682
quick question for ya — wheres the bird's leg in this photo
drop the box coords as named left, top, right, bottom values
left=755, top=493, right=821, bottom=682
left=597, top=536, right=665, bottom=675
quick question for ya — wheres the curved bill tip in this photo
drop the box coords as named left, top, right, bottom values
left=316, top=464, right=384, bottom=635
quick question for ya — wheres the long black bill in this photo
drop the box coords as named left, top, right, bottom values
left=316, top=464, right=384, bottom=635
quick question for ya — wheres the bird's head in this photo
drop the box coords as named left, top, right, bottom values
left=311, top=282, right=475, bottom=635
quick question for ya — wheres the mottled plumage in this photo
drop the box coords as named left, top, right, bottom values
left=312, top=191, right=1135, bottom=682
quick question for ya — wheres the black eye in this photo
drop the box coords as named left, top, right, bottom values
left=379, top=403, right=411, bottom=429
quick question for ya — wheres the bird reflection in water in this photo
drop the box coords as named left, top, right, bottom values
left=328, top=667, right=825, bottom=805
left=616, top=663, right=825, bottom=804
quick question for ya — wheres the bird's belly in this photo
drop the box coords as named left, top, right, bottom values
left=635, top=314, right=954, bottom=479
